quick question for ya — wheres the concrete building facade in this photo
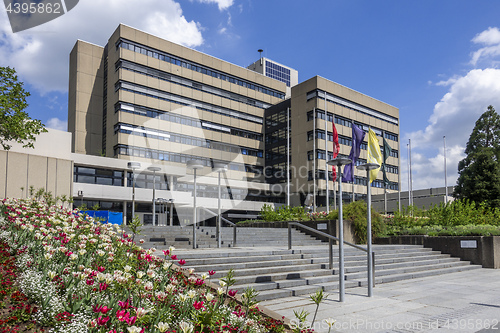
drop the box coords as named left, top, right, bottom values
left=0, top=23, right=402, bottom=225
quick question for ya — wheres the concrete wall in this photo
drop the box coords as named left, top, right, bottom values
left=0, top=130, right=73, bottom=199
left=377, top=235, right=500, bottom=268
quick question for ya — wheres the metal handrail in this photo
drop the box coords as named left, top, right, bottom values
left=200, top=207, right=237, bottom=246
left=288, top=222, right=375, bottom=287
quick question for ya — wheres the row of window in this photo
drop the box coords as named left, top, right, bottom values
left=306, top=149, right=399, bottom=174
left=307, top=130, right=399, bottom=158
left=306, top=170, right=399, bottom=190
left=117, top=39, right=285, bottom=99
left=116, top=80, right=263, bottom=124
left=118, top=60, right=272, bottom=110
left=113, top=144, right=263, bottom=176
left=307, top=90, right=399, bottom=126
left=74, top=166, right=124, bottom=187
left=116, top=103, right=263, bottom=142
left=115, top=123, right=263, bottom=158
left=307, top=110, right=399, bottom=142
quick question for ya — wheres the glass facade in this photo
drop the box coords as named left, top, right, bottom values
left=265, top=60, right=291, bottom=87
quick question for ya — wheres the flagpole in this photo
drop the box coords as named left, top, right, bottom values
left=383, top=131, right=387, bottom=214
left=398, top=134, right=401, bottom=212
left=325, top=93, right=329, bottom=214
left=313, top=107, right=316, bottom=213
left=444, top=136, right=448, bottom=204
left=287, top=107, right=290, bottom=206
left=407, top=143, right=410, bottom=209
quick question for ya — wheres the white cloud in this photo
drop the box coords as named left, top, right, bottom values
left=403, top=68, right=500, bottom=191
left=46, top=117, right=67, bottom=131
left=470, top=27, right=500, bottom=66
left=196, top=0, right=234, bottom=11
left=0, top=0, right=204, bottom=94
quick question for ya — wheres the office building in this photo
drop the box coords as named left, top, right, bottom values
left=0, top=24, right=401, bottom=224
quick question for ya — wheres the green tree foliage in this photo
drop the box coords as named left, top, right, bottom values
left=0, top=66, right=46, bottom=150
left=454, top=105, right=500, bottom=207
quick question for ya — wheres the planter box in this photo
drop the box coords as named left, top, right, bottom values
left=239, top=220, right=356, bottom=244
left=376, top=235, right=500, bottom=268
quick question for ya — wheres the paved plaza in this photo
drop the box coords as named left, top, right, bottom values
left=260, top=268, right=500, bottom=333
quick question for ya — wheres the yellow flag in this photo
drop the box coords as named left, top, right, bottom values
left=367, top=129, right=383, bottom=183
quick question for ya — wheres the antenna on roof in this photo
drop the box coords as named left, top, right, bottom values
left=258, top=49, right=263, bottom=65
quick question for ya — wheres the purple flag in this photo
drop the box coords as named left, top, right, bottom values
left=342, top=124, right=366, bottom=182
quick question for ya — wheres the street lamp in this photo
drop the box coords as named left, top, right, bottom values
left=169, top=199, right=174, bottom=226
left=327, top=156, right=352, bottom=302
left=213, top=163, right=227, bottom=248
left=147, top=166, right=161, bottom=226
left=127, top=162, right=141, bottom=224
left=187, top=160, right=204, bottom=249
left=357, top=162, right=380, bottom=297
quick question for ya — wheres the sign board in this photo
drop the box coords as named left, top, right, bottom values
left=317, top=223, right=327, bottom=230
left=460, top=240, right=477, bottom=249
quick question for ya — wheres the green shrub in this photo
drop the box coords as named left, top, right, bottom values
left=342, top=201, right=385, bottom=244
left=259, top=204, right=308, bottom=222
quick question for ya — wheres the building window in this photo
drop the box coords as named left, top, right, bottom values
left=74, top=166, right=124, bottom=186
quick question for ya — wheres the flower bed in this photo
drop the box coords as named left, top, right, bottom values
left=0, top=198, right=288, bottom=333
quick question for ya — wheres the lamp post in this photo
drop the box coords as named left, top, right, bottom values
left=357, top=162, right=379, bottom=297
left=169, top=199, right=174, bottom=226
left=213, top=163, right=227, bottom=248
left=187, top=160, right=204, bottom=249
left=147, top=166, right=161, bottom=226
left=127, top=162, right=141, bottom=224
left=327, top=156, right=352, bottom=302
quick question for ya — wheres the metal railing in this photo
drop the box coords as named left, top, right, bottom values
left=200, top=207, right=237, bottom=246
left=288, top=222, right=375, bottom=287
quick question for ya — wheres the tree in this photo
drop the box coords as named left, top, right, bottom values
left=454, top=105, right=500, bottom=207
left=0, top=66, right=46, bottom=150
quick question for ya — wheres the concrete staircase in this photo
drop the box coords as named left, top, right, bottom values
left=128, top=225, right=323, bottom=249
left=169, top=244, right=481, bottom=302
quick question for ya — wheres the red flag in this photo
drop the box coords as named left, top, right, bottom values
left=332, top=121, right=340, bottom=181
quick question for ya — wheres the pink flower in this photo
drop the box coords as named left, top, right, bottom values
left=170, top=254, right=177, bottom=260
left=116, top=309, right=128, bottom=322
left=98, top=266, right=106, bottom=272
left=118, top=299, right=131, bottom=309
left=99, top=283, right=108, bottom=292
left=193, top=301, right=204, bottom=310
left=163, top=250, right=170, bottom=256
left=195, top=279, right=205, bottom=286
left=92, top=304, right=102, bottom=313
left=228, top=289, right=237, bottom=297
left=100, top=306, right=111, bottom=314
left=178, top=259, right=186, bottom=266
left=126, top=315, right=137, bottom=325
left=208, top=270, right=216, bottom=276
left=97, top=316, right=110, bottom=326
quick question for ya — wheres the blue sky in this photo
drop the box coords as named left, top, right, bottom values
left=2, top=0, right=500, bottom=191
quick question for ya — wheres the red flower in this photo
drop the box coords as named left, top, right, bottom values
left=100, top=306, right=111, bottom=314
left=97, top=316, right=110, bottom=326
left=170, top=254, right=177, bottom=260
left=208, top=270, right=216, bottom=276
left=99, top=282, right=108, bottom=291
left=228, top=289, right=237, bottom=297
left=178, top=259, right=186, bottom=266
left=163, top=249, right=170, bottom=256
left=193, top=301, right=204, bottom=310
left=98, top=266, right=106, bottom=272
left=118, top=299, right=131, bottom=309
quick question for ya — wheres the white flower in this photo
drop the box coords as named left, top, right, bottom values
left=219, top=280, right=227, bottom=287
left=163, top=262, right=172, bottom=270
left=136, top=307, right=149, bottom=318
left=147, top=269, right=156, bottom=278
left=137, top=271, right=145, bottom=278
left=178, top=294, right=188, bottom=302
left=205, top=293, right=214, bottom=302
left=69, top=253, right=78, bottom=260
left=179, top=321, right=194, bottom=333
left=156, top=321, right=170, bottom=332
left=187, top=290, right=197, bottom=299
left=325, top=318, right=336, bottom=328
left=47, top=271, right=57, bottom=279
left=201, top=273, right=209, bottom=280
left=127, top=326, right=143, bottom=333
left=144, top=281, right=153, bottom=291
left=217, top=287, right=225, bottom=295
